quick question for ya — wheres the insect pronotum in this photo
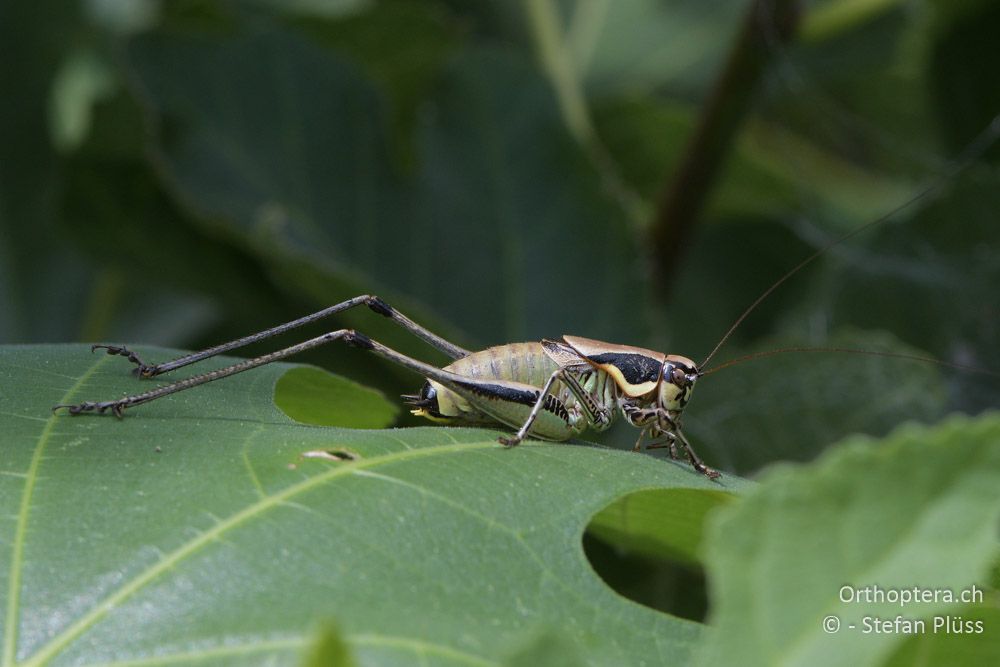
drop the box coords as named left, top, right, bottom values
left=53, top=117, right=1000, bottom=480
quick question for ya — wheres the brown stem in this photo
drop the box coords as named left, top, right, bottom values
left=649, top=0, right=800, bottom=296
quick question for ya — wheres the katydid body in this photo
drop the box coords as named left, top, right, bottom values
left=53, top=295, right=718, bottom=479
left=406, top=338, right=697, bottom=443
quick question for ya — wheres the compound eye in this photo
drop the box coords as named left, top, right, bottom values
left=420, top=383, right=437, bottom=402
left=671, top=367, right=687, bottom=386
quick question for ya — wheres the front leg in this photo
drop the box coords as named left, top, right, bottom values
left=625, top=405, right=719, bottom=480
left=624, top=405, right=658, bottom=452
left=674, top=428, right=720, bottom=480
left=645, top=430, right=680, bottom=460
left=623, top=402, right=664, bottom=428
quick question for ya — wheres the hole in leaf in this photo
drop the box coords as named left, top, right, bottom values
left=301, top=448, right=360, bottom=463
left=274, top=366, right=398, bottom=428
left=583, top=487, right=737, bottom=621
left=583, top=532, right=708, bottom=622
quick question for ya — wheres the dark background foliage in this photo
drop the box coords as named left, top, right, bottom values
left=2, top=0, right=998, bottom=473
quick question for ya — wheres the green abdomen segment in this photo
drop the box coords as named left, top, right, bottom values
left=447, top=343, right=559, bottom=385
left=410, top=342, right=579, bottom=440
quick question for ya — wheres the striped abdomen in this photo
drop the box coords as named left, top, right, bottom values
left=445, top=342, right=559, bottom=387
left=406, top=342, right=584, bottom=439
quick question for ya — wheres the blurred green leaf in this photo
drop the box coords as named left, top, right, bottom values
left=700, top=413, right=1000, bottom=667
left=594, top=94, right=915, bottom=234
left=927, top=0, right=1000, bottom=155
left=300, top=620, right=357, bottom=667
left=0, top=344, right=743, bottom=665
left=247, top=0, right=369, bottom=20
left=569, top=0, right=744, bottom=97
left=83, top=0, right=161, bottom=35
left=48, top=49, right=117, bottom=152
left=59, top=152, right=295, bottom=347
left=126, top=27, right=641, bottom=344
left=799, top=0, right=904, bottom=43
left=687, top=330, right=949, bottom=474
left=126, top=29, right=400, bottom=273
left=884, top=602, right=1000, bottom=666
left=412, top=48, right=642, bottom=344
left=828, top=173, right=1000, bottom=413
left=660, top=216, right=816, bottom=353
left=292, top=0, right=463, bottom=167
left=754, top=0, right=941, bottom=178
left=123, top=26, right=466, bottom=370
left=0, top=0, right=90, bottom=343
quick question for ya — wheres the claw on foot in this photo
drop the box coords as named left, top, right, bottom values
left=695, top=463, right=721, bottom=480
left=91, top=344, right=158, bottom=377
left=52, top=401, right=127, bottom=418
left=498, top=435, right=522, bottom=448
left=646, top=440, right=719, bottom=479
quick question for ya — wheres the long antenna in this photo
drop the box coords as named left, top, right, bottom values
left=697, top=112, right=1000, bottom=371
left=700, top=346, right=1000, bottom=380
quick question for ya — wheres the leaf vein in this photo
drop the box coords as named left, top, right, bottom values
left=22, top=441, right=496, bottom=666
left=4, top=354, right=112, bottom=667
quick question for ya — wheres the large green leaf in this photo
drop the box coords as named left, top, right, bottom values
left=0, top=345, right=746, bottom=666
left=700, top=413, right=1000, bottom=667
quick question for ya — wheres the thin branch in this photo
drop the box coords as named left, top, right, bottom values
left=649, top=0, right=800, bottom=296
